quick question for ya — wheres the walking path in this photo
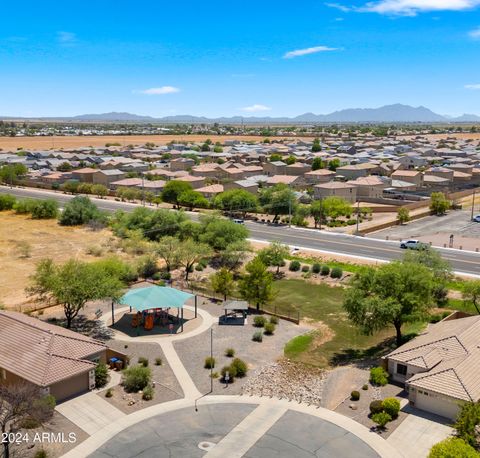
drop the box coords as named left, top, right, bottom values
left=56, top=392, right=125, bottom=436
left=203, top=403, right=288, bottom=458
left=61, top=305, right=403, bottom=458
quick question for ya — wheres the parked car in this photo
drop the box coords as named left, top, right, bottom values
left=232, top=218, right=245, bottom=225
left=473, top=215, right=480, bottom=223
left=400, top=239, right=429, bottom=250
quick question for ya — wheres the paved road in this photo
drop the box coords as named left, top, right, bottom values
left=2, top=185, right=480, bottom=276
left=89, top=404, right=381, bottom=458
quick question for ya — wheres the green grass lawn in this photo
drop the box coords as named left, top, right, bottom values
left=271, top=279, right=426, bottom=368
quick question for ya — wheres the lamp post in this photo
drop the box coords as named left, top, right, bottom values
left=356, top=199, right=360, bottom=234
left=195, top=328, right=213, bottom=412
left=471, top=190, right=476, bottom=221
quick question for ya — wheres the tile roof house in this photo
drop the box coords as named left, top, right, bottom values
left=0, top=311, right=124, bottom=402
left=313, top=182, right=357, bottom=203
left=385, top=314, right=480, bottom=419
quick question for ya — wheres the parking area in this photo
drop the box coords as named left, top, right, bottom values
left=371, top=210, right=480, bottom=251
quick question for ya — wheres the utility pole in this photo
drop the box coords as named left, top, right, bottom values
left=356, top=199, right=360, bottom=234
left=288, top=197, right=292, bottom=228
left=471, top=190, right=476, bottom=221
left=141, top=172, right=145, bottom=207
left=319, top=197, right=323, bottom=231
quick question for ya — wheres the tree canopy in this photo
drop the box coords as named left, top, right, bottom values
left=239, top=257, right=274, bottom=311
left=161, top=180, right=194, bottom=206
left=259, top=184, right=297, bottom=223
left=59, top=196, right=105, bottom=226
left=28, top=258, right=125, bottom=328
left=214, top=189, right=259, bottom=216
left=199, top=215, right=249, bottom=251
left=257, top=241, right=289, bottom=274
left=210, top=268, right=235, bottom=300
left=343, top=260, right=435, bottom=345
left=430, top=192, right=450, bottom=215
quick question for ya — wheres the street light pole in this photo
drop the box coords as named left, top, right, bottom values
left=195, top=328, right=213, bottom=412
left=141, top=172, right=145, bottom=207
left=356, top=199, right=360, bottom=234
left=471, top=190, right=476, bottom=221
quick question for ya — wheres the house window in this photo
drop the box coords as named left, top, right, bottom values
left=396, top=363, right=407, bottom=376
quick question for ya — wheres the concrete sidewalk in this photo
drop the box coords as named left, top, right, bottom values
left=56, top=392, right=126, bottom=435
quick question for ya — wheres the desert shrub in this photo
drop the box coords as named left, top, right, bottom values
left=351, top=390, right=360, bottom=401
left=253, top=315, right=266, bottom=327
left=454, top=402, right=480, bottom=448
left=159, top=271, right=171, bottom=280
left=369, top=400, right=384, bottom=415
left=138, top=357, right=149, bottom=367
left=204, top=357, right=215, bottom=369
left=369, top=367, right=389, bottom=386
left=382, top=397, right=400, bottom=419
left=105, top=388, right=113, bottom=398
left=34, top=449, right=48, bottom=458
left=225, top=348, right=235, bottom=357
left=136, top=255, right=158, bottom=279
left=231, top=358, right=248, bottom=377
left=312, top=263, right=321, bottom=274
left=320, top=265, right=330, bottom=276
left=252, top=331, right=263, bottom=342
left=95, top=362, right=109, bottom=388
left=264, top=322, right=276, bottom=335
left=269, top=315, right=279, bottom=325
left=16, top=240, right=32, bottom=258
left=142, top=384, right=154, bottom=401
left=122, top=365, right=152, bottom=392
left=13, top=199, right=35, bottom=214
left=330, top=267, right=343, bottom=279
left=372, top=412, right=391, bottom=428
left=289, top=260, right=301, bottom=271
left=301, top=264, right=310, bottom=272
left=21, top=416, right=42, bottom=429
left=59, top=196, right=106, bottom=226
left=0, top=194, right=16, bottom=210
left=362, top=384, right=369, bottom=391
left=221, top=365, right=237, bottom=382
left=86, top=245, right=104, bottom=257
left=30, top=199, right=59, bottom=219
left=195, top=264, right=204, bottom=271
left=210, top=371, right=219, bottom=379
left=155, top=357, right=163, bottom=366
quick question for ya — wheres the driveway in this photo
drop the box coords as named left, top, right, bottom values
left=56, top=392, right=126, bottom=435
left=387, top=407, right=453, bottom=458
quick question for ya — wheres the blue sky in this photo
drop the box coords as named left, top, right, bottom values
left=1, top=0, right=480, bottom=117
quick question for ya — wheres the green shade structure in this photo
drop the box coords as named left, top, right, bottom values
left=118, top=286, right=194, bottom=312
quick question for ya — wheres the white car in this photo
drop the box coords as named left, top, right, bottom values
left=473, top=215, right=480, bottom=223
left=400, top=239, right=429, bottom=250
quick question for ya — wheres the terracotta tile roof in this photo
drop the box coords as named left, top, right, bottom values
left=0, top=311, right=106, bottom=387
left=388, top=315, right=480, bottom=401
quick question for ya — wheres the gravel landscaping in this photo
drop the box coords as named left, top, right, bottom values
left=100, top=340, right=184, bottom=414
left=174, top=311, right=310, bottom=396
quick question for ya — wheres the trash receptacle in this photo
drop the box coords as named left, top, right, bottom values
left=109, top=357, right=118, bottom=369
left=114, top=359, right=124, bottom=371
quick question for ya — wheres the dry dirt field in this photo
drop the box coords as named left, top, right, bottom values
left=401, top=132, right=480, bottom=141
left=0, top=134, right=307, bottom=151
left=0, top=212, right=113, bottom=310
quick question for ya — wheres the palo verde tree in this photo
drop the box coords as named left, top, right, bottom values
left=210, top=268, right=235, bottom=301
left=238, top=257, right=275, bottom=311
left=0, top=163, right=28, bottom=186
left=198, top=214, right=249, bottom=250
left=257, top=240, right=290, bottom=275
left=155, top=236, right=181, bottom=272
left=462, top=280, right=480, bottom=314
left=213, top=189, right=259, bottom=217
left=28, top=258, right=125, bottom=328
left=161, top=180, right=193, bottom=207
left=343, top=260, right=435, bottom=346
left=178, top=239, right=212, bottom=281
left=259, top=184, right=297, bottom=223
left=430, top=192, right=450, bottom=216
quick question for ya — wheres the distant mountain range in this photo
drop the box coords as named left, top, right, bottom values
left=3, top=104, right=480, bottom=124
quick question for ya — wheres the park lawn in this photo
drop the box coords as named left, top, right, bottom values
left=273, top=279, right=425, bottom=368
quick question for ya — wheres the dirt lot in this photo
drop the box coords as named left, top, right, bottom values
left=0, top=134, right=306, bottom=151
left=0, top=212, right=114, bottom=310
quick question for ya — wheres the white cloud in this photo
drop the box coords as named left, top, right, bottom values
left=283, top=46, right=339, bottom=59
left=325, top=2, right=352, bottom=11
left=57, top=31, right=77, bottom=43
left=241, top=104, right=272, bottom=112
left=465, top=84, right=480, bottom=89
left=327, top=0, right=480, bottom=15
left=469, top=26, right=480, bottom=38
left=135, top=86, right=180, bottom=95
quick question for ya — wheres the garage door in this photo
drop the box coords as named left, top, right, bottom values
left=415, top=390, right=461, bottom=420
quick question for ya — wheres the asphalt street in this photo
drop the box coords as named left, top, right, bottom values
left=2, top=185, right=479, bottom=276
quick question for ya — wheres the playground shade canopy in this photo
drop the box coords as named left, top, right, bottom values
left=118, top=286, right=194, bottom=312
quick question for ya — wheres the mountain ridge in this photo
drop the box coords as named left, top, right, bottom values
left=2, top=104, right=480, bottom=123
